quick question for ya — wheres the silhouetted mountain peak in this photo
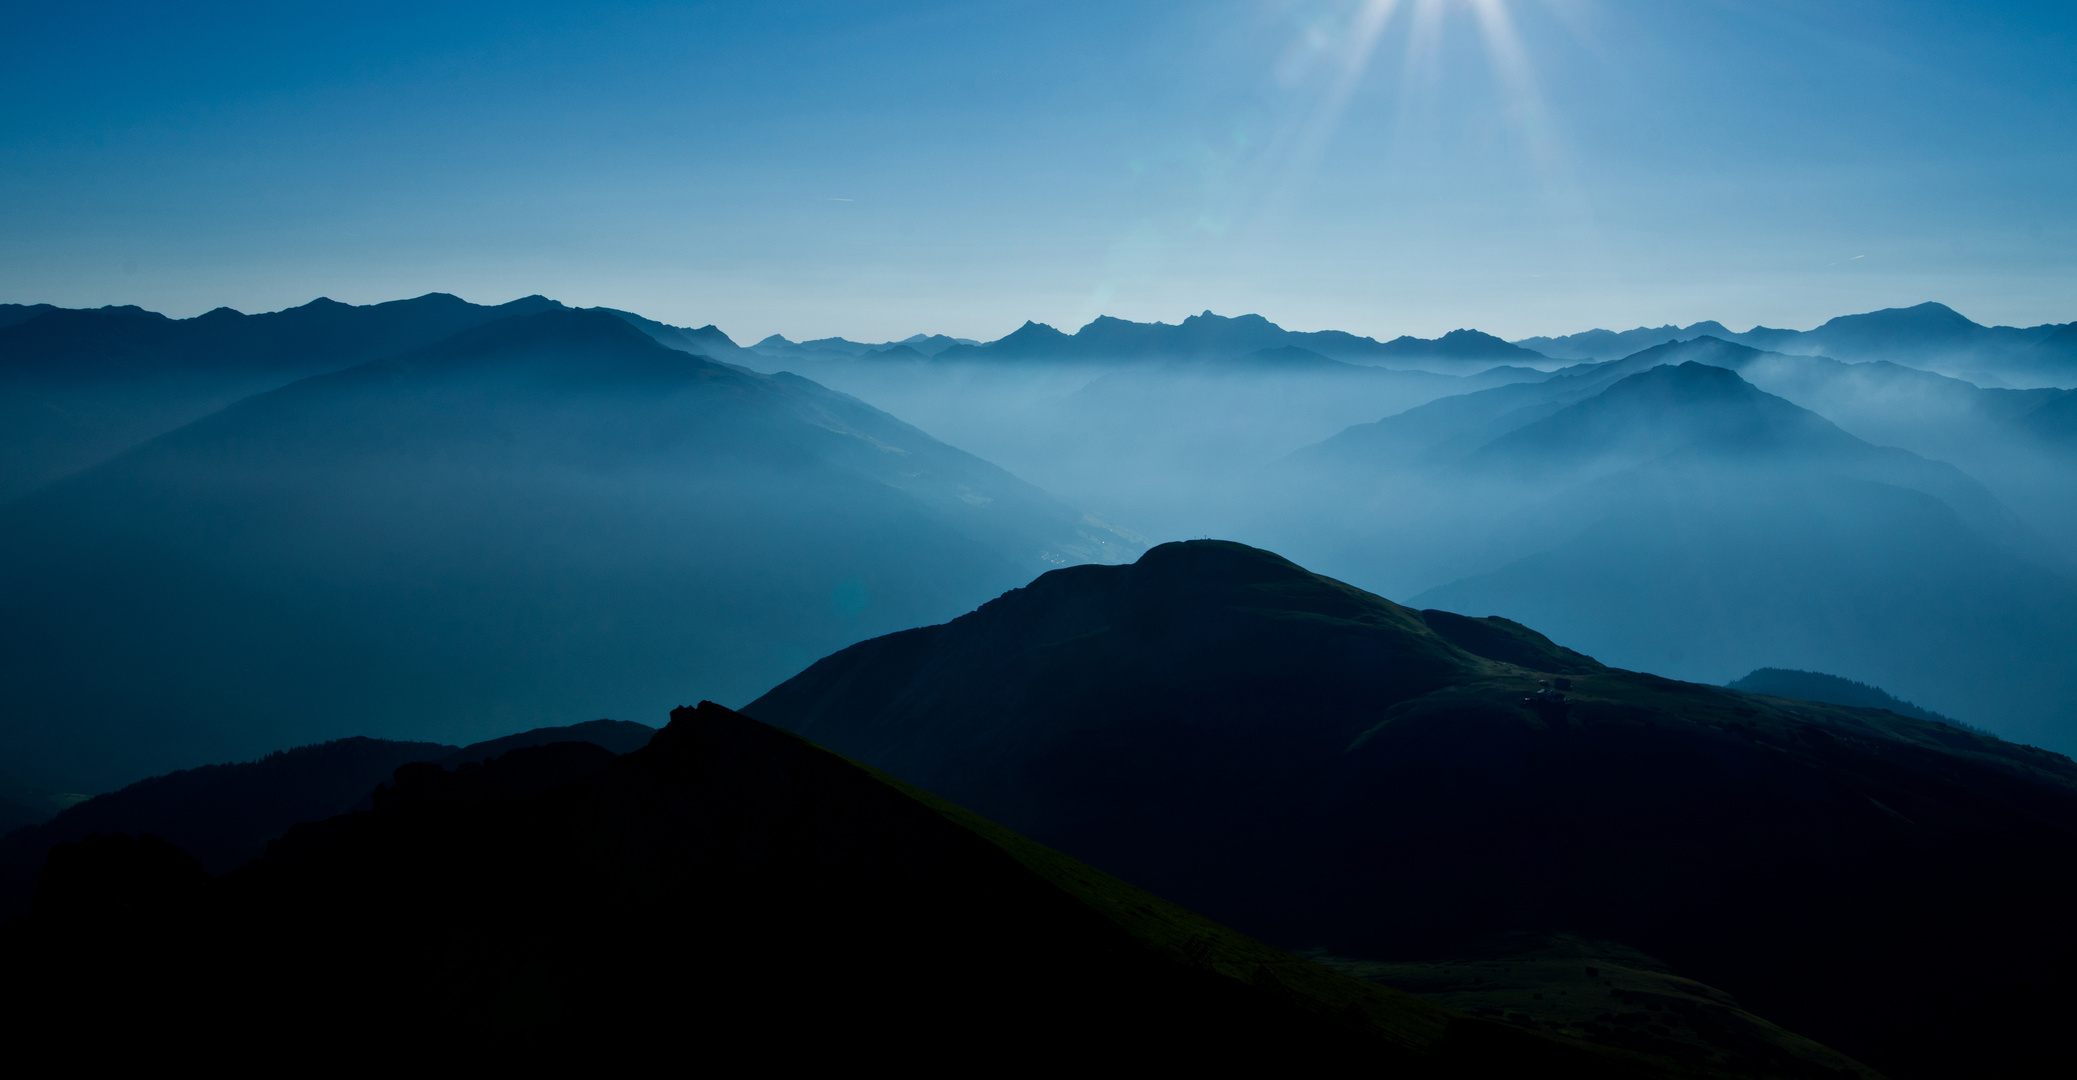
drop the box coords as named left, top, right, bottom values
left=1808, top=301, right=1987, bottom=347
left=996, top=320, right=1073, bottom=350
left=1439, top=328, right=1505, bottom=347
left=397, top=306, right=665, bottom=364
left=1381, top=328, right=1543, bottom=360
left=85, top=304, right=166, bottom=320
left=1628, top=334, right=1769, bottom=363
left=1181, top=310, right=1276, bottom=332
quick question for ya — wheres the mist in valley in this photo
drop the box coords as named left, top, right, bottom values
left=732, top=308, right=2077, bottom=753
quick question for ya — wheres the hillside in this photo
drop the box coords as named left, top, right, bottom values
left=0, top=309, right=1132, bottom=795
left=0, top=702, right=1621, bottom=1073
left=747, top=539, right=2077, bottom=1077
left=0, top=720, right=655, bottom=922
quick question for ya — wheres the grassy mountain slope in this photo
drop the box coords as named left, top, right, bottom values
left=746, top=540, right=2077, bottom=1077
left=0, top=309, right=1132, bottom=794
left=0, top=702, right=1623, bottom=1073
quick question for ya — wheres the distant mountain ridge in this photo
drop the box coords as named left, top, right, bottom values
left=1518, top=302, right=2075, bottom=387
left=925, top=311, right=1549, bottom=371
left=1259, top=338, right=2077, bottom=751
left=0, top=292, right=755, bottom=501
left=0, top=308, right=1135, bottom=795
left=751, top=332, right=980, bottom=361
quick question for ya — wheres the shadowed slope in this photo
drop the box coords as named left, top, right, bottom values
left=0, top=720, right=657, bottom=921
left=747, top=540, right=2077, bottom=1078
left=0, top=703, right=1621, bottom=1074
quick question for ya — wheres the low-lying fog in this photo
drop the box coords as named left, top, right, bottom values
left=4, top=297, right=2074, bottom=798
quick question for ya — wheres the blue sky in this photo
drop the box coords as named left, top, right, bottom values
left=2, top=1, right=2071, bottom=342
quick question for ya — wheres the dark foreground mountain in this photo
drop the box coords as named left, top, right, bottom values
left=0, top=720, right=655, bottom=922
left=748, top=540, right=2077, bottom=1077
left=0, top=703, right=1620, bottom=1074
left=0, top=309, right=1131, bottom=795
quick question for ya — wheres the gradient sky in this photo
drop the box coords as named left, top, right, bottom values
left=2, top=0, right=2072, bottom=342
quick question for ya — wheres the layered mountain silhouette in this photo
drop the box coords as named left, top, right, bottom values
left=750, top=331, right=979, bottom=361
left=0, top=719, right=654, bottom=921
left=0, top=702, right=1618, bottom=1073
left=0, top=293, right=752, bottom=501
left=0, top=303, right=56, bottom=329
left=1519, top=303, right=2075, bottom=388
left=747, top=539, right=2077, bottom=1077
left=760, top=333, right=1544, bottom=542
left=1517, top=321, right=1740, bottom=361
left=1257, top=345, right=2077, bottom=748
left=0, top=309, right=1132, bottom=795
left=0, top=293, right=563, bottom=499
left=1461, top=336, right=2077, bottom=561
left=916, top=310, right=1550, bottom=371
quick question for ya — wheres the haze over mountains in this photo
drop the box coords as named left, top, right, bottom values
left=1252, top=346, right=2077, bottom=748
left=0, top=308, right=1129, bottom=795
left=4, top=289, right=2076, bottom=803
left=1518, top=302, right=2077, bottom=389
left=7, top=288, right=2077, bottom=1072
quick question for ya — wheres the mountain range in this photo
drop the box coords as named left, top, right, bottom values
left=0, top=292, right=747, bottom=501
left=1518, top=302, right=2076, bottom=388
left=7, top=290, right=2076, bottom=777
left=919, top=311, right=1549, bottom=372
left=0, top=309, right=1132, bottom=796
left=1248, top=345, right=2077, bottom=748
left=747, top=539, right=2077, bottom=1078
